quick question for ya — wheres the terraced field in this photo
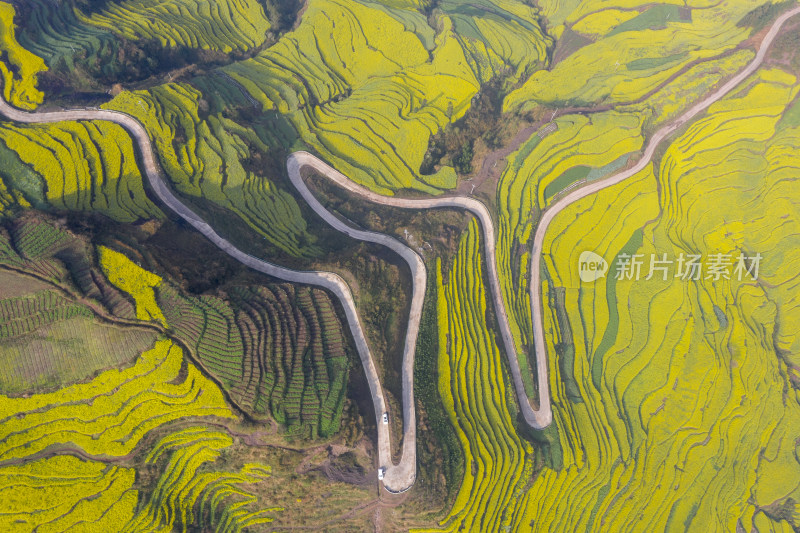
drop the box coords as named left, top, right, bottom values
left=0, top=282, right=156, bottom=394
left=0, top=456, right=139, bottom=531
left=98, top=245, right=166, bottom=325
left=0, top=222, right=283, bottom=528
left=436, top=0, right=551, bottom=82
left=127, top=428, right=278, bottom=532
left=0, top=119, right=163, bottom=221
left=217, top=0, right=551, bottom=194
left=0, top=288, right=91, bottom=339
left=0, top=136, right=349, bottom=448
left=413, top=221, right=532, bottom=531
left=495, top=110, right=644, bottom=395
left=0, top=338, right=233, bottom=461
left=503, top=67, right=800, bottom=532
left=0, top=218, right=138, bottom=321
left=10, top=216, right=72, bottom=258
left=148, top=276, right=352, bottom=438
left=157, top=285, right=345, bottom=437
left=505, top=0, right=773, bottom=112
left=0, top=219, right=160, bottom=391
left=106, top=83, right=318, bottom=258
left=617, top=48, right=756, bottom=128
left=0, top=3, right=47, bottom=110
left=0, top=336, right=279, bottom=530
left=3, top=0, right=800, bottom=528
left=15, top=0, right=116, bottom=71
left=79, top=0, right=271, bottom=52
left=0, top=211, right=351, bottom=439
left=227, top=285, right=350, bottom=438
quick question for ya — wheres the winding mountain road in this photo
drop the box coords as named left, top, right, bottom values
left=0, top=98, right=418, bottom=492
left=288, top=152, right=553, bottom=429
left=289, top=3, right=800, bottom=434
left=527, top=3, right=800, bottom=418
left=0, top=4, right=796, bottom=494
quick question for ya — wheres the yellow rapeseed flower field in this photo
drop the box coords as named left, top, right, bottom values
left=0, top=2, right=47, bottom=110
left=98, top=245, right=167, bottom=326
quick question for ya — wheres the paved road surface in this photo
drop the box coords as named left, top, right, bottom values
left=0, top=4, right=795, bottom=492
left=526, top=4, right=800, bottom=431
left=288, top=5, right=800, bottom=434
left=287, top=152, right=553, bottom=428
left=0, top=98, right=418, bottom=492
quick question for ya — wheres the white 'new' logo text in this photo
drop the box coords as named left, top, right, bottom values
left=578, top=251, right=608, bottom=282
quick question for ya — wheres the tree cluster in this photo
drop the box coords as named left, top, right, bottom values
left=420, top=76, right=506, bottom=176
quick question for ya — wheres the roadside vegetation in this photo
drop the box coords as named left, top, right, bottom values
left=0, top=213, right=374, bottom=530
left=505, top=0, right=767, bottom=112
left=520, top=68, right=800, bottom=532
left=494, top=110, right=643, bottom=395
left=2, top=0, right=800, bottom=529
left=413, top=221, right=533, bottom=532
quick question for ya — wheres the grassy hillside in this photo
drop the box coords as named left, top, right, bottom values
left=0, top=2, right=47, bottom=109
left=0, top=214, right=371, bottom=530
left=413, top=221, right=533, bottom=531
left=505, top=0, right=772, bottom=112
left=214, top=0, right=551, bottom=194
left=507, top=68, right=800, bottom=532
left=78, top=0, right=271, bottom=53
left=0, top=119, right=163, bottom=222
